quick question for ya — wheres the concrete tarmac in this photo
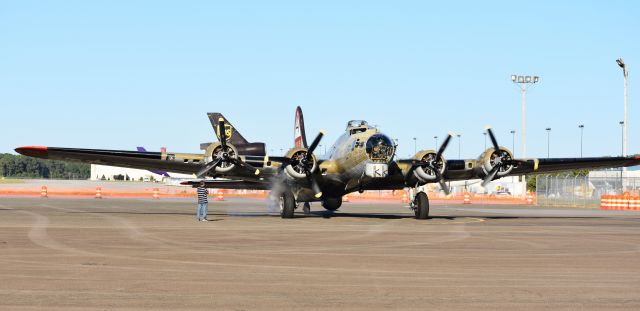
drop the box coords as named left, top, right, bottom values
left=0, top=197, right=639, bottom=310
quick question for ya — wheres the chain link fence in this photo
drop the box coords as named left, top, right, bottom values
left=536, top=173, right=640, bottom=208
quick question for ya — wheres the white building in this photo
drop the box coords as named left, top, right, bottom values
left=90, top=164, right=194, bottom=182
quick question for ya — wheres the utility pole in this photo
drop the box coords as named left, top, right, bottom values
left=545, top=127, right=551, bottom=158
left=578, top=124, right=584, bottom=157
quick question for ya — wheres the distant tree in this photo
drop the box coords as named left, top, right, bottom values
left=0, top=153, right=90, bottom=179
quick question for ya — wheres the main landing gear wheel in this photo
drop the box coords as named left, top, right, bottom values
left=322, top=197, right=342, bottom=211
left=279, top=190, right=296, bottom=219
left=414, top=192, right=430, bottom=219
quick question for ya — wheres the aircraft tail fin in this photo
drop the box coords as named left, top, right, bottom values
left=207, top=113, right=249, bottom=145
left=294, top=106, right=308, bottom=148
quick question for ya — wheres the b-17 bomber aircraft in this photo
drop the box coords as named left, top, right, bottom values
left=16, top=107, right=640, bottom=219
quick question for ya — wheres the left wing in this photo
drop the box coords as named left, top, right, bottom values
left=14, top=146, right=273, bottom=180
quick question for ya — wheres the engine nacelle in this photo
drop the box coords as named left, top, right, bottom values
left=412, top=150, right=446, bottom=182
left=478, top=147, right=514, bottom=178
left=283, top=148, right=318, bottom=179
left=204, top=142, right=238, bottom=173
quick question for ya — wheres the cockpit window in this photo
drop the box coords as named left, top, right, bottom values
left=365, top=134, right=395, bottom=161
left=347, top=120, right=368, bottom=129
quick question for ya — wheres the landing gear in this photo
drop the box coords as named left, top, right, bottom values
left=279, top=190, right=296, bottom=219
left=322, top=197, right=342, bottom=211
left=414, top=192, right=430, bottom=219
left=303, top=202, right=311, bottom=214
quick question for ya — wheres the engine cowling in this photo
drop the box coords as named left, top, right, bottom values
left=204, top=142, right=238, bottom=173
left=412, top=150, right=446, bottom=182
left=283, top=148, right=318, bottom=179
left=478, top=147, right=514, bottom=178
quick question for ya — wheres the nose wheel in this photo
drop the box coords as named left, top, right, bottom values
left=413, top=192, right=430, bottom=219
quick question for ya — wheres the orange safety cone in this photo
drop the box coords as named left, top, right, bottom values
left=526, top=192, right=534, bottom=205
left=95, top=187, right=102, bottom=199
left=152, top=188, right=159, bottom=199
left=215, top=190, right=225, bottom=201
left=401, top=193, right=409, bottom=203
left=41, top=186, right=48, bottom=198
left=343, top=196, right=350, bottom=203
left=463, top=193, right=471, bottom=204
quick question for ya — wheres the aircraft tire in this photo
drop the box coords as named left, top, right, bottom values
left=414, top=192, right=430, bottom=219
left=322, top=197, right=342, bottom=211
left=280, top=190, right=296, bottom=219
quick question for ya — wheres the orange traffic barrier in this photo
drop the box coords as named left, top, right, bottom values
left=463, top=193, right=471, bottom=204
left=41, top=186, right=48, bottom=198
left=95, top=187, right=102, bottom=199
left=215, top=190, right=224, bottom=201
left=152, top=188, right=159, bottom=199
left=600, top=195, right=639, bottom=211
left=343, top=196, right=350, bottom=203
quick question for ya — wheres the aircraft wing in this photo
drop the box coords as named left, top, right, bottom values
left=508, top=156, right=640, bottom=175
left=14, top=146, right=275, bottom=179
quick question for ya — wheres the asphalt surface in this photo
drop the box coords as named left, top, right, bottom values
left=0, top=197, right=639, bottom=310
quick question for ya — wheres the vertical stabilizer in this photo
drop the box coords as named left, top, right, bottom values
left=294, top=106, right=308, bottom=148
left=207, top=113, right=250, bottom=145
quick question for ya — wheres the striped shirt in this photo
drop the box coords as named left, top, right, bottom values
left=197, top=187, right=208, bottom=204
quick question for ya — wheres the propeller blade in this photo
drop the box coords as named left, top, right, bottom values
left=481, top=164, right=501, bottom=188
left=439, top=179, right=451, bottom=195
left=196, top=158, right=221, bottom=178
left=485, top=126, right=500, bottom=152
left=305, top=171, right=323, bottom=198
left=218, top=118, right=227, bottom=148
left=435, top=132, right=454, bottom=160
left=306, top=130, right=325, bottom=157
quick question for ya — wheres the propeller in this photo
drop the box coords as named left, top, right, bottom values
left=413, top=132, right=454, bottom=195
left=196, top=118, right=235, bottom=178
left=481, top=126, right=511, bottom=188
left=282, top=131, right=325, bottom=198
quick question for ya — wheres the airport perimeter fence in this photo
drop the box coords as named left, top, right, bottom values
left=536, top=174, right=640, bottom=208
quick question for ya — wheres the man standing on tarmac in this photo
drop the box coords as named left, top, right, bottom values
left=196, top=181, right=208, bottom=222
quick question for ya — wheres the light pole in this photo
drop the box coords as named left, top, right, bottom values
left=434, top=136, right=438, bottom=149
left=510, top=130, right=516, bottom=156
left=483, top=132, right=487, bottom=149
left=545, top=127, right=551, bottom=158
left=619, top=121, right=624, bottom=156
left=457, top=134, right=461, bottom=159
left=511, top=75, right=540, bottom=159
left=413, top=137, right=417, bottom=154
left=616, top=58, right=628, bottom=160
left=578, top=124, right=584, bottom=157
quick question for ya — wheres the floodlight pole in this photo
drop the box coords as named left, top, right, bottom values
left=457, top=134, right=461, bottom=159
left=434, top=136, right=438, bottom=149
left=511, top=74, right=539, bottom=195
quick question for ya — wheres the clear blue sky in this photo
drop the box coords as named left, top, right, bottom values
left=1, top=1, right=637, bottom=159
